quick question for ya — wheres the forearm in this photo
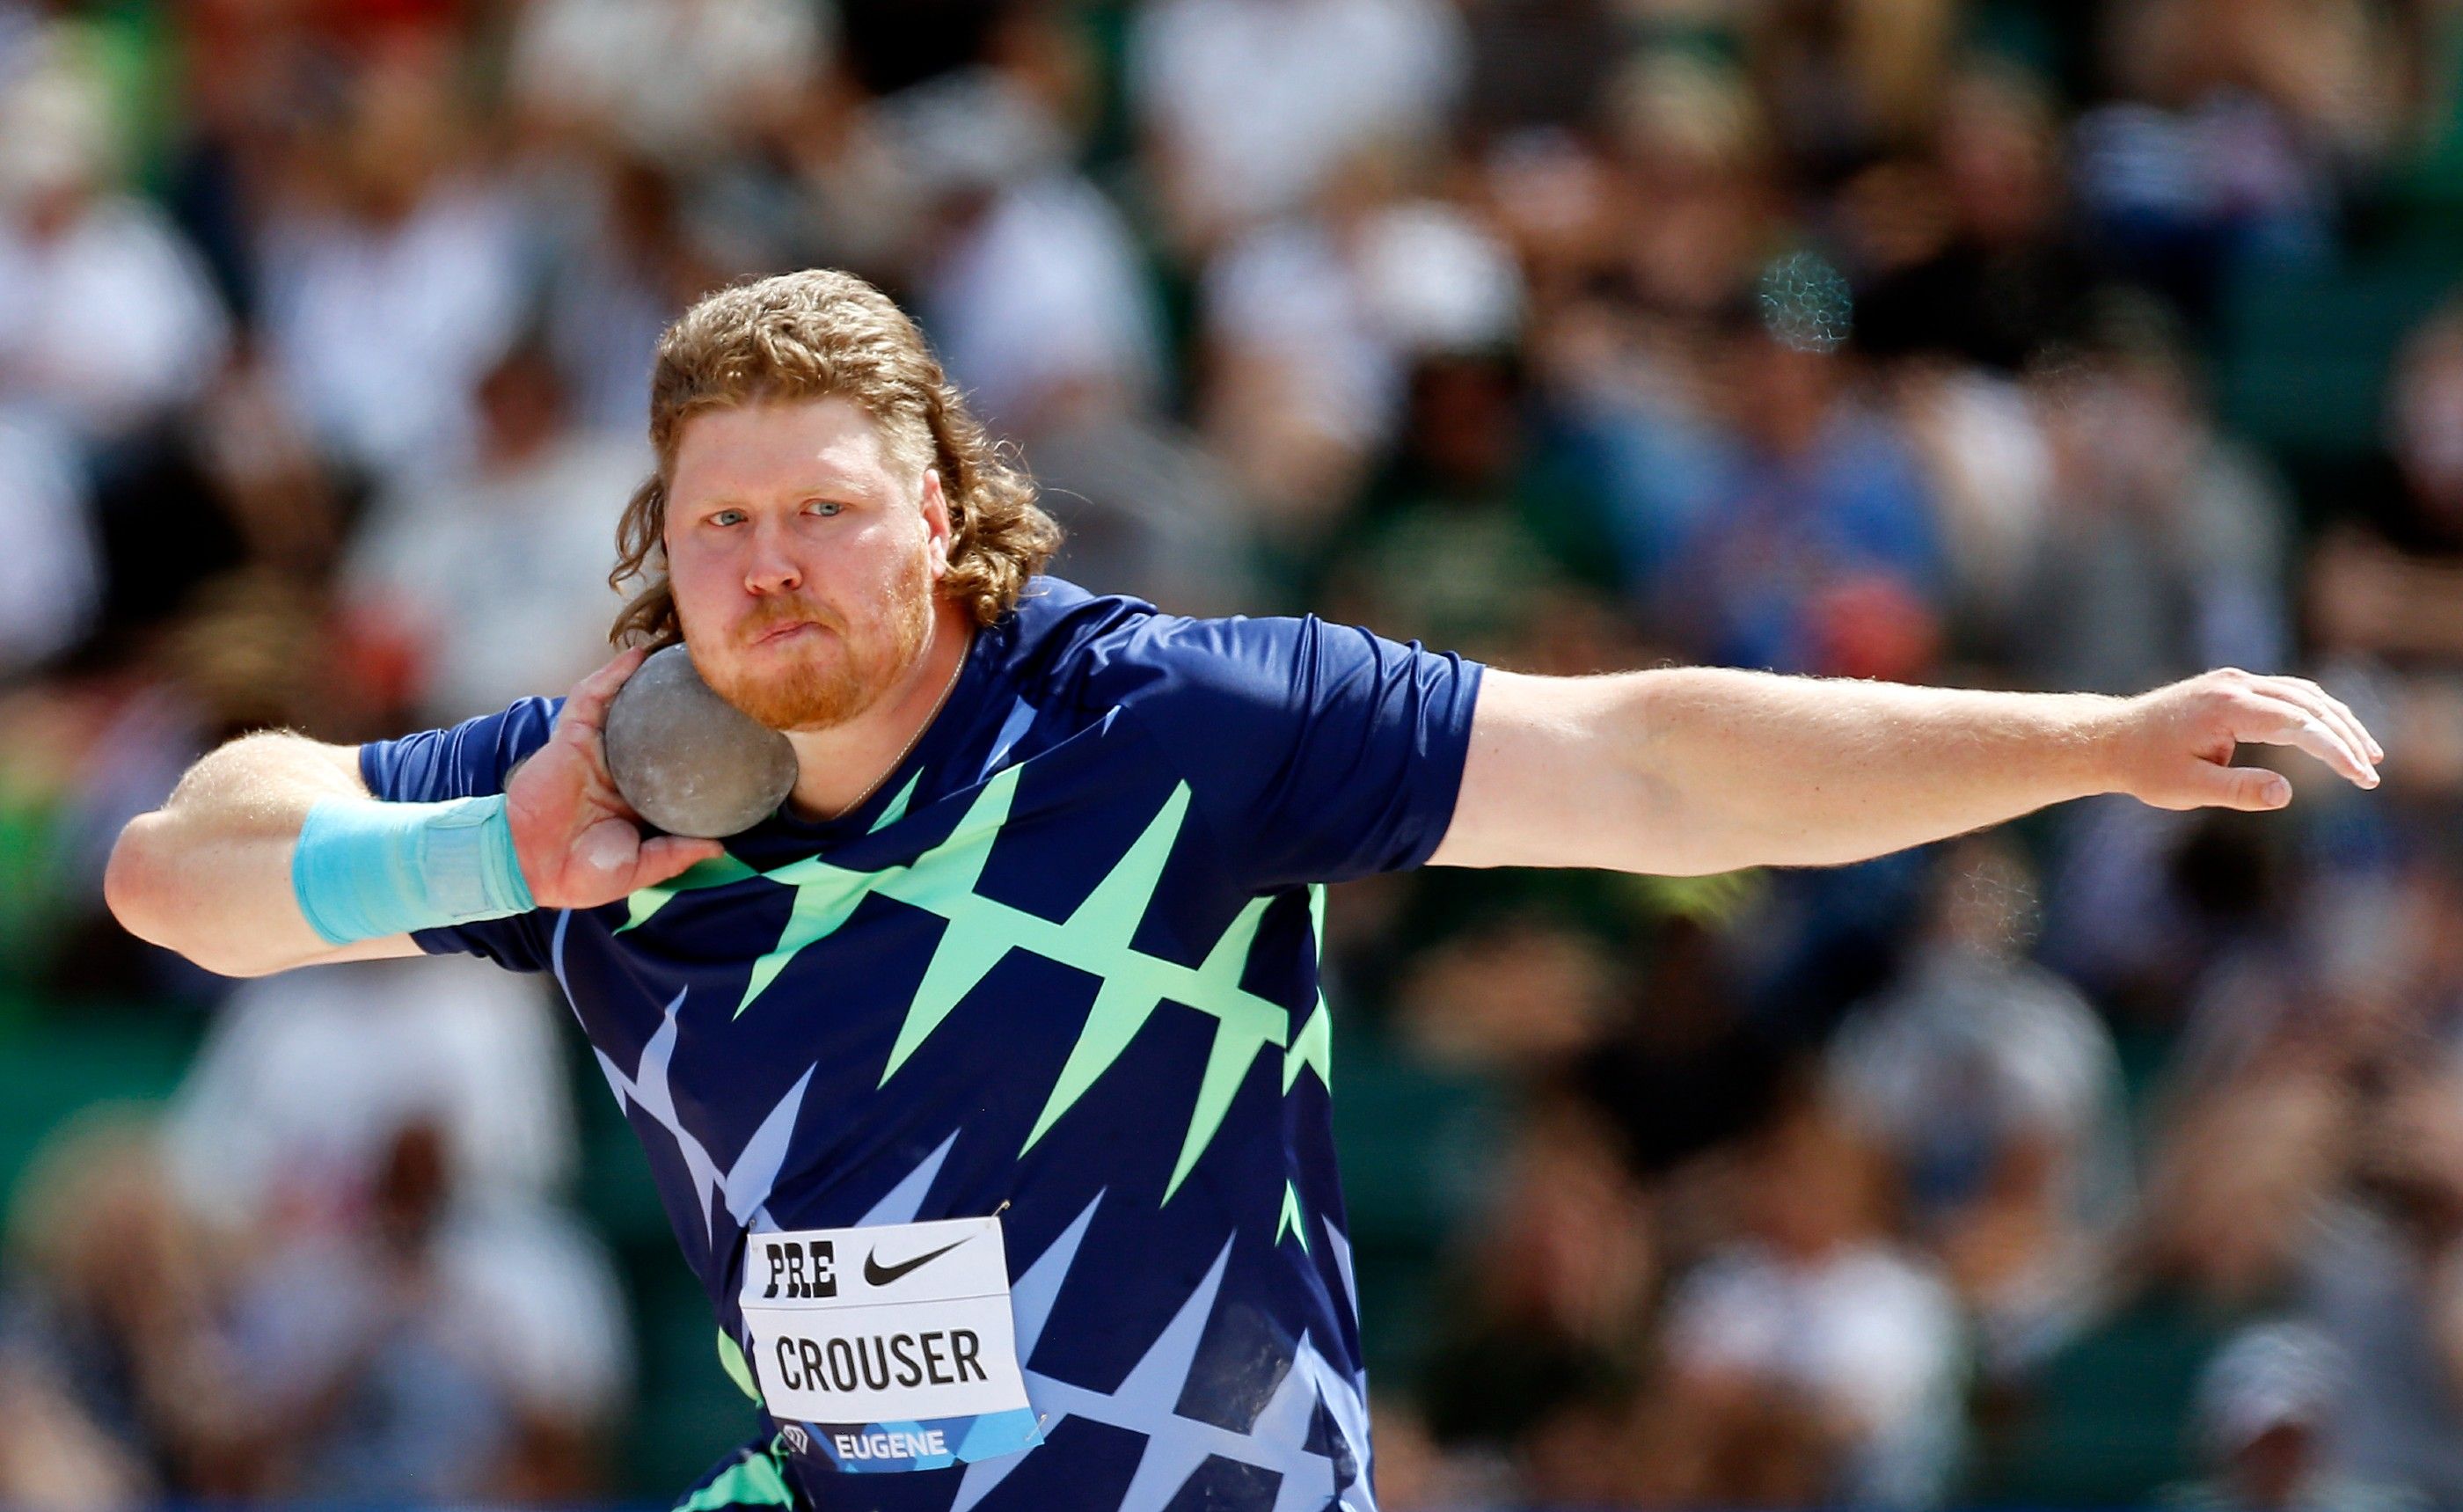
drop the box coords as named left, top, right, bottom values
left=1622, top=668, right=2128, bottom=873
left=105, top=733, right=386, bottom=976
left=1444, top=667, right=2128, bottom=875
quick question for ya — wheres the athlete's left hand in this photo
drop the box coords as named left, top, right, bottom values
left=2103, top=668, right=2384, bottom=812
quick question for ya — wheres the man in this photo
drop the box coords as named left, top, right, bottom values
left=106, top=270, right=2382, bottom=1512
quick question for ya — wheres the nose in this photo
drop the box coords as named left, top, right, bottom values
left=743, top=519, right=802, bottom=595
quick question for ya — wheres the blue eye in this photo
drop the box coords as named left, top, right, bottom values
left=806, top=500, right=844, bottom=517
left=712, top=509, right=745, bottom=527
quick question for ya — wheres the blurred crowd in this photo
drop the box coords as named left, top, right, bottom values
left=4, top=0, right=2463, bottom=1508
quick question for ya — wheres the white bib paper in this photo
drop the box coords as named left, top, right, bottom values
left=740, top=1216, right=1032, bottom=1428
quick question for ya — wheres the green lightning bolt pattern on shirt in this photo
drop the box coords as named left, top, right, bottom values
left=356, top=578, right=1480, bottom=1512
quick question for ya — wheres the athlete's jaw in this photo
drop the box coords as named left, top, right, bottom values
left=685, top=561, right=935, bottom=734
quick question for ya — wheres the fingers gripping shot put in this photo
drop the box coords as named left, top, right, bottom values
left=604, top=646, right=800, bottom=839
left=104, top=269, right=2385, bottom=1512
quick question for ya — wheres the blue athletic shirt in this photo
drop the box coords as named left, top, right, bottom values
left=359, top=579, right=1483, bottom=1512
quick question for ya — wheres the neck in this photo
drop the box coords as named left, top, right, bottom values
left=780, top=597, right=975, bottom=822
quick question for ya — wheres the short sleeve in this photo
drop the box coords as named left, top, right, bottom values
left=356, top=697, right=563, bottom=971
left=1100, top=614, right=1482, bottom=890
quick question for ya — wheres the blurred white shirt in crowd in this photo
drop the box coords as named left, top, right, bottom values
left=343, top=427, right=644, bottom=724
left=0, top=407, right=95, bottom=674
left=233, top=1198, right=633, bottom=1448
left=1828, top=942, right=2130, bottom=1371
left=1206, top=201, right=1522, bottom=452
left=167, top=955, right=580, bottom=1219
left=0, top=196, right=228, bottom=442
left=258, top=188, right=528, bottom=484
left=1669, top=1242, right=1965, bottom=1506
left=920, top=171, right=1166, bottom=434
left=1830, top=945, right=2131, bottom=1223
left=1130, top=0, right=1465, bottom=234
left=510, top=0, right=830, bottom=165
left=172, top=956, right=629, bottom=1494
left=2300, top=1203, right=2463, bottom=1504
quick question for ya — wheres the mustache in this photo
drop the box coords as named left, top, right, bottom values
left=741, top=602, right=842, bottom=642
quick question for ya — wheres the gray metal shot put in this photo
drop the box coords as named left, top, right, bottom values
left=603, top=645, right=799, bottom=838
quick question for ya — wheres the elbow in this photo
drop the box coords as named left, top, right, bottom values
left=103, top=814, right=169, bottom=946
left=103, top=815, right=281, bottom=978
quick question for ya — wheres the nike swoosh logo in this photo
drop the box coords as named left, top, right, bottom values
left=863, top=1237, right=969, bottom=1288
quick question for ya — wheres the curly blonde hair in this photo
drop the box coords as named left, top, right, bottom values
left=609, top=269, right=1060, bottom=646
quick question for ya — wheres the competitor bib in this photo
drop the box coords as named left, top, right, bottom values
left=740, top=1216, right=1043, bottom=1472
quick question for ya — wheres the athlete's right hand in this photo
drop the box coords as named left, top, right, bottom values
left=504, top=648, right=729, bottom=909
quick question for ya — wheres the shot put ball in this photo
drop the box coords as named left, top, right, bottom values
left=602, top=644, right=799, bottom=838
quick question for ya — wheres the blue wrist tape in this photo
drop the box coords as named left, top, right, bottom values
left=290, top=794, right=537, bottom=946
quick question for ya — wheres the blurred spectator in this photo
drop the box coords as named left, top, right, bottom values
left=894, top=69, right=1166, bottom=435
left=1201, top=167, right=1524, bottom=538
left=1657, top=1096, right=1968, bottom=1508
left=1750, top=0, right=1962, bottom=177
left=1320, top=350, right=1612, bottom=660
left=535, top=156, right=738, bottom=436
left=0, top=1113, right=256, bottom=1503
left=256, top=47, right=527, bottom=485
left=1022, top=403, right=1262, bottom=617
left=2069, top=0, right=2400, bottom=312
left=2105, top=874, right=2463, bottom=1505
left=1612, top=298, right=1948, bottom=681
left=225, top=1117, right=630, bottom=1501
left=1574, top=907, right=1795, bottom=1181
left=0, top=407, right=97, bottom=676
left=2160, top=1321, right=2425, bottom=1512
left=2312, top=304, right=2463, bottom=665
left=1393, top=915, right=1622, bottom=1074
left=1418, top=1094, right=1655, bottom=1502
left=2043, top=791, right=2281, bottom=1026
left=157, top=957, right=625, bottom=1503
left=1129, top=0, right=1465, bottom=254
left=508, top=0, right=830, bottom=170
left=2295, top=1051, right=2463, bottom=1503
left=809, top=63, right=1248, bottom=608
left=340, top=336, right=645, bottom=723
left=1608, top=50, right=1778, bottom=322
left=2015, top=293, right=2291, bottom=696
left=84, top=352, right=346, bottom=651
left=27, top=573, right=370, bottom=1000
left=0, top=44, right=230, bottom=449
left=1890, top=360, right=2056, bottom=654
left=1850, top=62, right=2097, bottom=375
left=166, top=956, right=583, bottom=1223
left=1830, top=838, right=2130, bottom=1373
left=1456, top=0, right=1624, bottom=145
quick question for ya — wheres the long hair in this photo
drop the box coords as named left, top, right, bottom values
left=609, top=269, right=1060, bottom=646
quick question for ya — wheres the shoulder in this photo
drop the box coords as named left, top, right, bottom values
left=998, top=576, right=1283, bottom=712
left=998, top=576, right=1160, bottom=672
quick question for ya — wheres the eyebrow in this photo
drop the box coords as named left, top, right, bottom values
left=692, top=478, right=873, bottom=514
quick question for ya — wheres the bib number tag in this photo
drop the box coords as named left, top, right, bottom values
left=740, top=1216, right=1042, bottom=1472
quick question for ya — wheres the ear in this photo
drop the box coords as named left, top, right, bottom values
left=920, top=467, right=953, bottom=580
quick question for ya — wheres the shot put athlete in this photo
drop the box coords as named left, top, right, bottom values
left=106, top=270, right=2383, bottom=1512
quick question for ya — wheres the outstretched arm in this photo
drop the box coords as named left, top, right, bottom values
left=1429, top=666, right=2383, bottom=875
